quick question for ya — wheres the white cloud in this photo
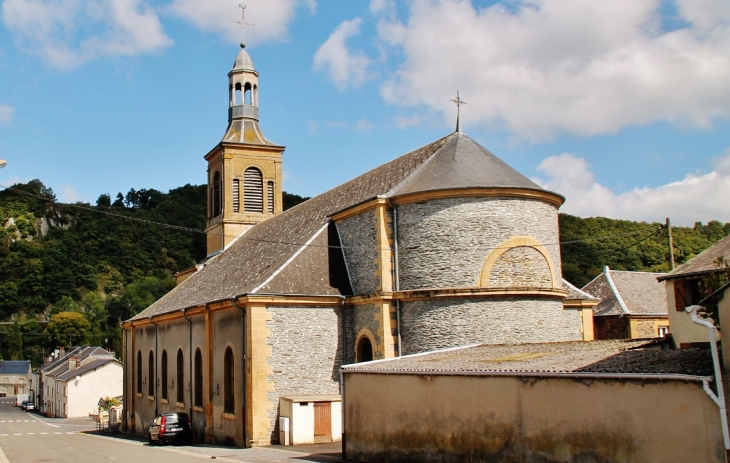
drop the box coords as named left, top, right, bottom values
left=314, top=18, right=374, bottom=91
left=1, top=0, right=171, bottom=68
left=376, top=0, right=730, bottom=140
left=355, top=117, right=372, bottom=132
left=59, top=184, right=81, bottom=203
left=0, top=104, right=14, bottom=123
left=370, top=0, right=395, bottom=15
left=534, top=151, right=730, bottom=225
left=168, top=0, right=312, bottom=45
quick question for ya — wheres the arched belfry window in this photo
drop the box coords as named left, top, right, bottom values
left=177, top=349, right=184, bottom=404
left=161, top=350, right=168, bottom=400
left=213, top=171, right=222, bottom=217
left=148, top=351, right=155, bottom=397
left=244, top=82, right=252, bottom=105
left=244, top=168, right=263, bottom=213
left=224, top=347, right=235, bottom=413
left=194, top=348, right=203, bottom=407
left=356, top=337, right=373, bottom=363
left=234, top=82, right=242, bottom=106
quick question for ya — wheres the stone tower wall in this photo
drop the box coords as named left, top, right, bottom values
left=336, top=211, right=379, bottom=295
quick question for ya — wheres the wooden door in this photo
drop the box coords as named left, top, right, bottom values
left=313, top=402, right=332, bottom=443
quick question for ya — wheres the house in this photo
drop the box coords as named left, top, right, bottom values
left=658, top=235, right=730, bottom=348
left=583, top=266, right=669, bottom=339
left=121, top=42, right=595, bottom=447
left=34, top=346, right=121, bottom=418
left=0, top=360, right=31, bottom=396
left=341, top=340, right=724, bottom=462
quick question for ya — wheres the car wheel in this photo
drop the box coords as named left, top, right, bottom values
left=158, top=438, right=165, bottom=446
left=148, top=434, right=153, bottom=445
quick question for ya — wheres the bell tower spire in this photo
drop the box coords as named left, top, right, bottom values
left=204, top=10, right=286, bottom=256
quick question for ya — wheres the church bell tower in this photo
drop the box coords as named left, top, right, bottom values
left=204, top=40, right=285, bottom=255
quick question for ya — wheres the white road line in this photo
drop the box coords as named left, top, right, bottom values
left=13, top=434, right=20, bottom=436
left=26, top=433, right=34, bottom=435
left=41, top=432, right=48, bottom=435
left=0, top=434, right=7, bottom=437
left=53, top=432, right=62, bottom=435
left=28, top=415, right=59, bottom=428
left=66, top=432, right=75, bottom=434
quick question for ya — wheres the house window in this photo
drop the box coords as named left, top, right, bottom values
left=658, top=326, right=670, bottom=337
left=674, top=279, right=701, bottom=311
left=161, top=350, right=168, bottom=400
left=224, top=347, right=234, bottom=413
left=194, top=348, right=203, bottom=407
left=177, top=349, right=184, bottom=404
left=148, top=351, right=155, bottom=397
left=267, top=181, right=274, bottom=213
left=136, top=351, right=142, bottom=394
left=213, top=171, right=222, bottom=217
left=244, top=168, right=263, bottom=213
left=233, top=179, right=240, bottom=213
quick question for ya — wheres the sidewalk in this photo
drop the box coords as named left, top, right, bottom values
left=82, top=430, right=354, bottom=463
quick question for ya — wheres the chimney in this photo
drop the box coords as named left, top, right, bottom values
left=68, top=355, right=80, bottom=371
left=59, top=346, right=65, bottom=355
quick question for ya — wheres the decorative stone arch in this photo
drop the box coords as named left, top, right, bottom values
left=354, top=328, right=376, bottom=363
left=478, top=236, right=559, bottom=289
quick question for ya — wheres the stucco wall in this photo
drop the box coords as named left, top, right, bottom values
left=396, top=198, right=560, bottom=291
left=665, top=280, right=716, bottom=347
left=266, top=306, right=343, bottom=443
left=66, top=362, right=122, bottom=418
left=344, top=373, right=725, bottom=463
left=401, top=297, right=582, bottom=354
left=337, top=211, right=378, bottom=295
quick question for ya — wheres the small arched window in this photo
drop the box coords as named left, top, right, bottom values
left=148, top=351, right=155, bottom=397
left=161, top=350, right=168, bottom=400
left=356, top=336, right=373, bottom=363
left=235, top=82, right=242, bottom=106
left=194, top=348, right=203, bottom=407
left=213, top=171, right=222, bottom=217
left=244, top=82, right=252, bottom=105
left=244, top=168, right=263, bottom=213
left=177, top=349, right=184, bottom=404
left=136, top=351, right=142, bottom=394
left=224, top=347, right=235, bottom=413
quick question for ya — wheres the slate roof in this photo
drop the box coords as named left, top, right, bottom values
left=342, top=340, right=712, bottom=377
left=42, top=347, right=114, bottom=377
left=0, top=360, right=31, bottom=375
left=582, top=267, right=667, bottom=316
left=131, top=131, right=558, bottom=321
left=659, top=235, right=730, bottom=281
left=55, top=357, right=121, bottom=381
left=562, top=279, right=598, bottom=301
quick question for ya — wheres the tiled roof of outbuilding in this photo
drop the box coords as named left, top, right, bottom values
left=131, top=132, right=560, bottom=321
left=659, top=235, right=730, bottom=280
left=342, top=340, right=712, bottom=377
left=0, top=360, right=31, bottom=375
left=582, top=267, right=667, bottom=316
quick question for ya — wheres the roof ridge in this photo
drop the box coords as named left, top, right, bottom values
left=604, top=267, right=630, bottom=315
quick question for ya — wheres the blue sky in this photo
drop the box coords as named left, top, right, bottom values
left=1, top=0, right=729, bottom=226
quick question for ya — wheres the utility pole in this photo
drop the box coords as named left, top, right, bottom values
left=666, top=217, right=675, bottom=270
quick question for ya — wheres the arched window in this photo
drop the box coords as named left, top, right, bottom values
left=136, top=351, right=142, bottom=394
left=356, top=337, right=373, bottom=363
left=244, top=168, right=263, bottom=213
left=148, top=351, right=155, bottom=397
left=177, top=349, right=184, bottom=404
left=194, top=348, right=203, bottom=407
left=235, top=82, right=242, bottom=106
left=161, top=350, right=168, bottom=400
left=244, top=82, right=252, bottom=105
left=213, top=171, right=222, bottom=217
left=267, top=181, right=274, bottom=214
left=224, top=347, right=234, bottom=413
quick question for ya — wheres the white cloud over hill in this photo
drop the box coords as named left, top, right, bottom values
left=314, top=17, right=374, bottom=91
left=0, top=104, right=14, bottom=123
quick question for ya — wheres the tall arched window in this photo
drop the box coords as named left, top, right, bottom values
left=224, top=347, right=234, bottom=413
left=161, top=350, right=168, bottom=400
left=194, top=348, right=203, bottom=407
left=244, top=82, right=252, bottom=105
left=244, top=167, right=263, bottom=213
left=148, top=351, right=155, bottom=397
left=136, top=351, right=142, bottom=394
left=213, top=171, right=222, bottom=217
left=356, top=337, right=373, bottom=363
left=177, top=349, right=184, bottom=404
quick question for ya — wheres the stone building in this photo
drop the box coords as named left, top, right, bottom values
left=583, top=266, right=669, bottom=339
left=0, top=360, right=31, bottom=396
left=121, top=43, right=593, bottom=447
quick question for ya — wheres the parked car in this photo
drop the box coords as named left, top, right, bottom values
left=24, top=402, right=34, bottom=412
left=20, top=401, right=28, bottom=410
left=148, top=412, right=192, bottom=445
left=0, top=392, right=6, bottom=397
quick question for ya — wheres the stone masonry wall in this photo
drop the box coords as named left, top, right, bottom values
left=488, top=246, right=552, bottom=287
left=397, top=198, right=560, bottom=291
left=345, top=303, right=382, bottom=364
left=266, top=306, right=342, bottom=443
left=336, top=211, right=378, bottom=295
left=401, top=297, right=582, bottom=354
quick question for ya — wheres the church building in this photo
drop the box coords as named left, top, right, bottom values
left=121, top=42, right=593, bottom=447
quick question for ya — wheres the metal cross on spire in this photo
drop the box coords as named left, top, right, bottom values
left=232, top=4, right=254, bottom=48
left=451, top=91, right=466, bottom=133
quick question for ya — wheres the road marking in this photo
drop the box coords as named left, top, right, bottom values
left=0, top=434, right=7, bottom=437
left=66, top=432, right=75, bottom=434
left=41, top=432, right=48, bottom=435
left=26, top=433, right=34, bottom=435
left=28, top=415, right=59, bottom=428
left=13, top=434, right=20, bottom=436
left=53, top=432, right=62, bottom=435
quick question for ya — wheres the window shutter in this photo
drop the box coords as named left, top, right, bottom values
left=232, top=179, right=240, bottom=213
left=674, top=280, right=687, bottom=311
left=267, top=181, right=274, bottom=213
left=244, top=168, right=263, bottom=213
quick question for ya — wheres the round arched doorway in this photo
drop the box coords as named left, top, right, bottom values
left=356, top=336, right=374, bottom=363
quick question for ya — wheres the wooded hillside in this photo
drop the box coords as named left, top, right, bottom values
left=0, top=179, right=726, bottom=363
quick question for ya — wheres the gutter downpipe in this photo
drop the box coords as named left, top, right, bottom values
left=149, top=317, right=159, bottom=417
left=686, top=305, right=730, bottom=450
left=233, top=299, right=248, bottom=448
left=182, top=309, right=193, bottom=442
left=387, top=198, right=402, bottom=357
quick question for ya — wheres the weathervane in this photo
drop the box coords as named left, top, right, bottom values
left=232, top=4, right=254, bottom=48
left=451, top=91, right=466, bottom=133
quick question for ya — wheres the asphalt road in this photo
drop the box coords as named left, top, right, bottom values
left=0, top=396, right=348, bottom=463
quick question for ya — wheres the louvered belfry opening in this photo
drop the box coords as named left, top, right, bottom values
left=267, top=181, right=274, bottom=213
left=244, top=167, right=264, bottom=213
left=213, top=171, right=222, bottom=217
left=232, top=179, right=240, bottom=213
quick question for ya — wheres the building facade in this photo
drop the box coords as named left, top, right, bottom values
left=0, top=360, right=31, bottom=396
left=122, top=43, right=593, bottom=447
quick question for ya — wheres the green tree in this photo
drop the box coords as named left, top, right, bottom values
left=44, top=312, right=91, bottom=348
left=81, top=292, right=108, bottom=346
left=0, top=320, right=23, bottom=360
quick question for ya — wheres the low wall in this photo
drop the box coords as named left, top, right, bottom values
left=344, top=373, right=725, bottom=463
